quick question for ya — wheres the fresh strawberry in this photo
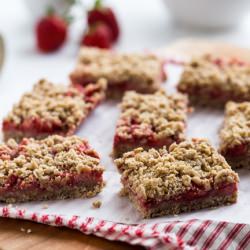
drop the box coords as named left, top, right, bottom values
left=81, top=22, right=112, bottom=49
left=88, top=0, right=120, bottom=42
left=36, top=14, right=67, bottom=53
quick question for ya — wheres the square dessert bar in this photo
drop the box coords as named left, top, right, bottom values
left=219, top=101, right=250, bottom=168
left=177, top=54, right=250, bottom=107
left=0, top=135, right=104, bottom=203
left=2, top=78, right=107, bottom=142
left=115, top=139, right=239, bottom=218
left=70, top=47, right=166, bottom=98
left=113, top=90, right=188, bottom=158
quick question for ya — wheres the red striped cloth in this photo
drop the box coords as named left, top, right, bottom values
left=1, top=207, right=249, bottom=249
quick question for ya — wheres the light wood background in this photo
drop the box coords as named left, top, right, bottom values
left=0, top=218, right=144, bottom=250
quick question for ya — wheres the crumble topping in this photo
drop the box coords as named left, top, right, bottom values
left=220, top=101, right=250, bottom=150
left=92, top=200, right=102, bottom=208
left=71, top=47, right=163, bottom=87
left=3, top=78, right=106, bottom=132
left=178, top=54, right=250, bottom=95
left=119, top=187, right=128, bottom=197
left=0, top=135, right=104, bottom=186
left=116, top=90, right=188, bottom=140
left=115, top=139, right=238, bottom=200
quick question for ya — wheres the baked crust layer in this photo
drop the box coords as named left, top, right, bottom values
left=115, top=139, right=239, bottom=218
left=178, top=55, right=250, bottom=107
left=219, top=101, right=250, bottom=168
left=0, top=135, right=104, bottom=203
left=70, top=47, right=166, bottom=97
left=2, top=78, right=107, bottom=142
left=113, top=90, right=188, bottom=158
left=127, top=188, right=237, bottom=218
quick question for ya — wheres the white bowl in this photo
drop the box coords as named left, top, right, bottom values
left=163, top=0, right=250, bottom=29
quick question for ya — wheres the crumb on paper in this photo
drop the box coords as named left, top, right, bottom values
left=119, top=187, right=128, bottom=197
left=20, top=227, right=32, bottom=234
left=7, top=204, right=13, bottom=209
left=188, top=107, right=194, bottom=113
left=92, top=200, right=102, bottom=208
left=42, top=204, right=48, bottom=209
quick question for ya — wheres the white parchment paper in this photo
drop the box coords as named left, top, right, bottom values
left=0, top=64, right=250, bottom=225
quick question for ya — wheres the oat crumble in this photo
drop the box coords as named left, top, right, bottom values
left=0, top=135, right=104, bottom=202
left=178, top=54, right=250, bottom=106
left=113, top=90, right=188, bottom=157
left=117, top=90, right=187, bottom=140
left=5, top=79, right=86, bottom=127
left=220, top=101, right=250, bottom=151
left=70, top=47, right=164, bottom=96
left=2, top=78, right=107, bottom=141
left=92, top=200, right=102, bottom=208
left=115, top=139, right=238, bottom=201
left=0, top=135, right=103, bottom=185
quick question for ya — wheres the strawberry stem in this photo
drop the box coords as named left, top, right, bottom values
left=94, top=0, right=102, bottom=9
left=46, top=6, right=55, bottom=16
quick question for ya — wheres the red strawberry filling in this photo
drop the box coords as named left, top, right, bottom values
left=129, top=182, right=238, bottom=211
left=2, top=82, right=105, bottom=140
left=114, top=118, right=182, bottom=149
left=0, top=170, right=103, bottom=194
left=222, top=143, right=248, bottom=158
left=3, top=118, right=65, bottom=135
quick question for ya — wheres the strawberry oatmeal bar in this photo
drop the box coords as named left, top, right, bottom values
left=0, top=135, right=104, bottom=203
left=113, top=90, right=188, bottom=158
left=219, top=101, right=250, bottom=168
left=2, top=78, right=106, bottom=142
left=115, top=139, right=239, bottom=218
left=70, top=47, right=166, bottom=98
left=177, top=54, right=250, bottom=107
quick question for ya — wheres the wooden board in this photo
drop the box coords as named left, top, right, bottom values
left=0, top=218, right=144, bottom=250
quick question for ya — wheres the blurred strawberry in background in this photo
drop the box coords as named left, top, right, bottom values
left=82, top=22, right=112, bottom=49
left=82, top=0, right=120, bottom=49
left=34, top=0, right=120, bottom=53
left=87, top=0, right=120, bottom=42
left=36, top=9, right=68, bottom=53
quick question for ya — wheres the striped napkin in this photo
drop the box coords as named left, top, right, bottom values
left=1, top=206, right=249, bottom=249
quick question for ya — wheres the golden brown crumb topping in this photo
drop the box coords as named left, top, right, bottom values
left=92, top=200, right=102, bottom=208
left=178, top=55, right=250, bottom=94
left=0, top=135, right=103, bottom=186
left=116, top=90, right=187, bottom=140
left=4, top=79, right=105, bottom=131
left=72, top=47, right=163, bottom=87
left=220, top=101, right=250, bottom=150
left=115, top=139, right=238, bottom=200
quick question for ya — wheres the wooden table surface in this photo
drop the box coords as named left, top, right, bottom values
left=0, top=218, right=144, bottom=250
